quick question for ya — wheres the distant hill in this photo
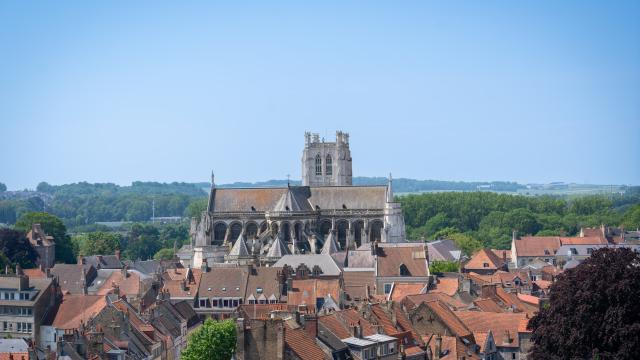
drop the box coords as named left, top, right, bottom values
left=193, top=177, right=526, bottom=193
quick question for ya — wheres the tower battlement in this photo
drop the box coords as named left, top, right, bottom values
left=302, top=131, right=352, bottom=186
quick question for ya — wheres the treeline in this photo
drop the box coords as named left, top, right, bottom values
left=400, top=189, right=640, bottom=251
left=0, top=211, right=191, bottom=269
left=0, top=181, right=207, bottom=227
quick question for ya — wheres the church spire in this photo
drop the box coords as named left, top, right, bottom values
left=386, top=173, right=393, bottom=203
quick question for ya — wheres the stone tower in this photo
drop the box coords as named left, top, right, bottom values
left=301, top=131, right=352, bottom=186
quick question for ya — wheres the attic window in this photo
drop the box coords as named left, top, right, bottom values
left=570, top=248, right=578, bottom=255
left=208, top=287, right=212, bottom=291
left=342, top=204, right=347, bottom=209
left=285, top=206, right=290, bottom=211
left=222, top=287, right=226, bottom=292
left=399, top=264, right=410, bottom=276
left=235, top=287, right=240, bottom=291
left=251, top=206, right=256, bottom=211
left=483, top=262, right=489, bottom=268
left=544, top=249, right=550, bottom=255
left=257, top=287, right=263, bottom=294
left=315, top=205, right=320, bottom=210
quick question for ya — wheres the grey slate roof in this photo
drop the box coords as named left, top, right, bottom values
left=273, top=254, right=342, bottom=276
left=557, top=244, right=640, bottom=257
left=229, top=234, right=250, bottom=257
left=273, top=187, right=314, bottom=212
left=267, top=236, right=291, bottom=258
left=83, top=255, right=123, bottom=269
left=0, top=338, right=29, bottom=353
left=209, top=185, right=386, bottom=213
left=321, top=231, right=340, bottom=255
left=427, top=239, right=462, bottom=262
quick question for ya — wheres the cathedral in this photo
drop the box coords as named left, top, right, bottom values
left=178, top=131, right=406, bottom=268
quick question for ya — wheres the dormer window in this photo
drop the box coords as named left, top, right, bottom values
left=544, top=249, right=550, bottom=255
left=285, top=206, right=290, bottom=211
left=251, top=206, right=256, bottom=211
left=483, top=262, right=489, bottom=268
left=399, top=264, right=410, bottom=276
left=222, top=287, right=226, bottom=292
left=342, top=204, right=347, bottom=209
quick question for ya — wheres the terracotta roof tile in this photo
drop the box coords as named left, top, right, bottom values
left=52, top=294, right=107, bottom=330
left=287, top=279, right=340, bottom=311
left=559, top=236, right=608, bottom=245
left=343, top=270, right=374, bottom=301
left=423, top=334, right=479, bottom=360
left=376, top=246, right=428, bottom=277
left=198, top=267, right=248, bottom=298
left=514, top=236, right=562, bottom=257
left=473, top=298, right=504, bottom=313
left=285, top=326, right=326, bottom=360
left=464, top=249, right=504, bottom=271
left=388, top=282, right=426, bottom=301
left=23, top=268, right=46, bottom=279
left=516, top=293, right=540, bottom=305
left=403, top=293, right=467, bottom=311
left=431, top=277, right=458, bottom=296
left=455, top=311, right=529, bottom=347
left=423, top=301, right=471, bottom=338
left=162, top=268, right=202, bottom=299
left=490, top=249, right=512, bottom=262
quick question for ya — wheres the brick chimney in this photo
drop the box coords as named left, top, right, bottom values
left=434, top=334, right=442, bottom=360
left=502, top=330, right=512, bottom=345
left=115, top=249, right=121, bottom=261
left=481, top=284, right=497, bottom=298
left=303, top=314, right=318, bottom=339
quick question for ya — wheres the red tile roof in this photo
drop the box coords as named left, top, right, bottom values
left=23, top=268, right=46, bottom=279
left=473, top=298, right=504, bottom=313
left=52, top=294, right=107, bottom=330
left=559, top=236, right=608, bottom=245
left=490, top=249, right=511, bottom=262
left=388, top=282, right=426, bottom=301
left=162, top=268, right=202, bottom=299
left=464, top=249, right=505, bottom=271
left=403, top=293, right=467, bottom=311
left=431, top=277, right=458, bottom=296
left=343, top=270, right=374, bottom=301
left=284, top=325, right=326, bottom=360
left=514, top=236, right=561, bottom=257
left=287, top=279, right=341, bottom=311
left=516, top=293, right=540, bottom=305
left=422, top=301, right=471, bottom=338
left=376, top=246, right=428, bottom=277
left=455, top=311, right=529, bottom=348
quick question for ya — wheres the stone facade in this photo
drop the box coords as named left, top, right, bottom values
left=301, top=131, right=352, bottom=186
left=179, top=131, right=406, bottom=268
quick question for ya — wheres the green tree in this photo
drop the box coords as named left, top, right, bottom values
left=0, top=182, right=6, bottom=192
left=622, top=204, right=640, bottom=229
left=429, top=260, right=459, bottom=273
left=14, top=212, right=75, bottom=263
left=73, top=232, right=122, bottom=256
left=153, top=248, right=175, bottom=260
left=185, top=198, right=208, bottom=218
left=0, top=228, right=38, bottom=268
left=124, top=223, right=161, bottom=260
left=181, top=319, right=236, bottom=360
left=448, top=232, right=482, bottom=257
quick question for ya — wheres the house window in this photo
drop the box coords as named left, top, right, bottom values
left=325, top=155, right=332, bottom=176
left=483, top=262, right=489, bottom=268
left=512, top=353, right=516, bottom=359
left=399, top=264, right=410, bottom=276
left=232, top=299, right=239, bottom=307
left=212, top=299, right=218, bottom=307
left=570, top=248, right=578, bottom=255
left=249, top=300, right=255, bottom=304
left=384, top=283, right=392, bottom=294
left=223, top=299, right=229, bottom=307
left=587, top=248, right=593, bottom=255
left=315, top=154, right=322, bottom=175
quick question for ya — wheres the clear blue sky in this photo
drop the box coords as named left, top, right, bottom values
left=1, top=1, right=639, bottom=190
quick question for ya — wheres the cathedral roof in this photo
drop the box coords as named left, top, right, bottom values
left=208, top=185, right=386, bottom=213
left=266, top=235, right=291, bottom=258
left=321, top=231, right=340, bottom=255
left=273, top=186, right=314, bottom=212
left=228, top=233, right=250, bottom=257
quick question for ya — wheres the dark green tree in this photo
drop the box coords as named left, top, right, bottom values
left=153, top=248, right=176, bottom=261
left=124, top=223, right=161, bottom=260
left=0, top=228, right=38, bottom=268
left=185, top=198, right=208, bottom=218
left=14, top=212, right=75, bottom=263
left=181, top=319, right=236, bottom=360
left=0, top=182, right=6, bottom=192
left=528, top=248, right=640, bottom=359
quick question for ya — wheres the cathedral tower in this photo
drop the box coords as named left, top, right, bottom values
left=301, top=131, right=352, bottom=186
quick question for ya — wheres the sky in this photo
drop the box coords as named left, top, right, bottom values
left=1, top=1, right=639, bottom=190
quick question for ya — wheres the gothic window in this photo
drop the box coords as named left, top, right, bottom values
left=213, top=223, right=227, bottom=243
left=326, top=154, right=333, bottom=176
left=315, top=154, right=322, bottom=175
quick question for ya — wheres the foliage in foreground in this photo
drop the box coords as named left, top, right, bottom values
left=428, top=260, right=459, bottom=273
left=527, top=248, right=640, bottom=360
left=181, top=319, right=236, bottom=360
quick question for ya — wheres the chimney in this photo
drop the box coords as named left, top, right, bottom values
left=201, top=258, right=209, bottom=273
left=352, top=322, right=362, bottom=338
left=481, top=284, right=497, bottom=299
left=303, top=314, right=318, bottom=339
left=391, top=308, right=397, bottom=328
left=512, top=230, right=518, bottom=241
left=77, top=255, right=84, bottom=265
left=371, top=240, right=379, bottom=256
left=502, top=251, right=507, bottom=263
left=115, top=249, right=120, bottom=261
left=434, top=334, right=442, bottom=360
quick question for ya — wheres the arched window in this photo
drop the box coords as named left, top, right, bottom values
left=315, top=154, right=322, bottom=175
left=325, top=154, right=333, bottom=176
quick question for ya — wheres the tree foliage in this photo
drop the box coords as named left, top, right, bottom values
left=14, top=212, right=75, bottom=263
left=181, top=319, right=236, bottom=360
left=0, top=182, right=6, bottom=192
left=527, top=248, right=640, bottom=360
left=0, top=228, right=38, bottom=268
left=429, top=260, right=459, bottom=273
left=153, top=248, right=175, bottom=261
left=73, top=231, right=122, bottom=256
left=123, top=223, right=161, bottom=260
